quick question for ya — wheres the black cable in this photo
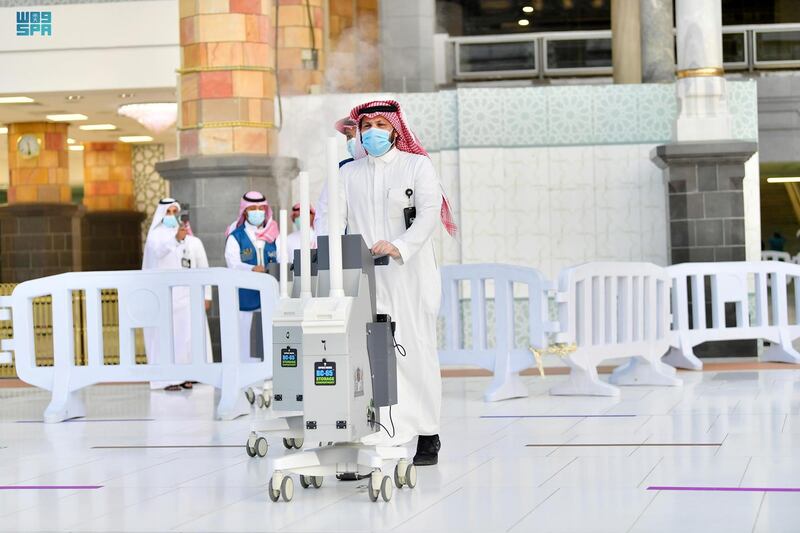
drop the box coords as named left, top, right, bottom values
left=392, top=334, right=407, bottom=357
left=304, top=0, right=316, bottom=55
left=273, top=3, right=283, bottom=131
left=372, top=405, right=396, bottom=438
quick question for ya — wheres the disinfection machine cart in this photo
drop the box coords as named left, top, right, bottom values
left=266, top=139, right=417, bottom=503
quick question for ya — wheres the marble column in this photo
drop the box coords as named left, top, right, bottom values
left=0, top=122, right=80, bottom=282
left=611, top=0, right=642, bottom=84
left=81, top=142, right=144, bottom=271
left=379, top=0, right=435, bottom=92
left=640, top=0, right=675, bottom=83
left=326, top=0, right=380, bottom=93
left=276, top=0, right=324, bottom=95
left=162, top=0, right=300, bottom=360
left=674, top=0, right=731, bottom=141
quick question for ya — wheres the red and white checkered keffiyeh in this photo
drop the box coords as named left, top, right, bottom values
left=350, top=99, right=457, bottom=238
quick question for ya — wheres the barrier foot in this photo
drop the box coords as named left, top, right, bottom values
left=484, top=373, right=529, bottom=402
left=215, top=387, right=251, bottom=421
left=549, top=364, right=619, bottom=397
left=610, top=357, right=682, bottom=387
left=662, top=346, right=703, bottom=371
left=44, top=391, right=86, bottom=423
left=761, top=336, right=800, bottom=364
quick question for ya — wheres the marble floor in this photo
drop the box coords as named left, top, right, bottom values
left=2, top=367, right=800, bottom=532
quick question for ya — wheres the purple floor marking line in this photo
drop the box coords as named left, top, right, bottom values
left=527, top=443, right=721, bottom=447
left=16, top=418, right=154, bottom=424
left=481, top=415, right=636, bottom=419
left=0, top=486, right=102, bottom=490
left=92, top=445, right=242, bottom=449
left=648, top=486, right=800, bottom=493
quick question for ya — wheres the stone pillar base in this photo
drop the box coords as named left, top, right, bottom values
left=155, top=154, right=299, bottom=360
left=652, top=140, right=758, bottom=358
left=0, top=203, right=82, bottom=283
left=81, top=211, right=146, bottom=271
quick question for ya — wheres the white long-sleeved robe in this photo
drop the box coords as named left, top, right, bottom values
left=142, top=225, right=191, bottom=389
left=277, top=227, right=317, bottom=264
left=224, top=222, right=268, bottom=366
left=333, top=147, right=443, bottom=446
left=181, top=234, right=214, bottom=363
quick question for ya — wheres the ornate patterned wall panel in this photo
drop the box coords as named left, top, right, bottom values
left=132, top=144, right=167, bottom=247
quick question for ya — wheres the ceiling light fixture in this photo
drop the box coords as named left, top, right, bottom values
left=117, top=102, right=177, bottom=134
left=0, top=96, right=34, bottom=104
left=119, top=93, right=135, bottom=99
left=47, top=113, right=88, bottom=122
left=67, top=138, right=75, bottom=144
left=767, top=177, right=800, bottom=183
left=0, top=127, right=8, bottom=134
left=79, top=124, right=117, bottom=131
left=518, top=19, right=530, bottom=26
left=65, top=95, right=83, bottom=102
left=119, top=135, right=154, bottom=143
left=68, top=145, right=84, bottom=151
left=522, top=6, right=534, bottom=13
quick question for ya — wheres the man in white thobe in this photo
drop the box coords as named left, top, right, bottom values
left=278, top=203, right=317, bottom=264
left=142, top=198, right=202, bottom=391
left=333, top=100, right=457, bottom=466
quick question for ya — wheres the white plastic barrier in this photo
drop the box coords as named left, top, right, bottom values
left=664, top=261, right=800, bottom=370
left=551, top=262, right=681, bottom=397
left=438, top=264, right=557, bottom=401
left=762, top=251, right=792, bottom=262
left=0, top=267, right=278, bottom=422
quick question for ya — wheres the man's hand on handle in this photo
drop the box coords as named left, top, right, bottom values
left=371, top=240, right=400, bottom=259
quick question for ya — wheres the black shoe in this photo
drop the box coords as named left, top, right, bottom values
left=336, top=473, right=369, bottom=481
left=413, top=434, right=441, bottom=466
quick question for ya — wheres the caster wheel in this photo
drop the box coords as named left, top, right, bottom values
left=263, top=394, right=272, bottom=408
left=368, top=475, right=380, bottom=502
left=256, top=437, right=268, bottom=458
left=245, top=439, right=257, bottom=458
left=268, top=477, right=280, bottom=502
left=299, top=475, right=310, bottom=489
left=312, top=476, right=323, bottom=489
left=256, top=394, right=266, bottom=408
left=282, top=438, right=294, bottom=450
left=405, top=464, right=417, bottom=489
left=245, top=387, right=255, bottom=405
left=394, top=463, right=404, bottom=488
left=293, top=438, right=304, bottom=449
left=280, top=476, right=294, bottom=502
left=380, top=476, right=393, bottom=502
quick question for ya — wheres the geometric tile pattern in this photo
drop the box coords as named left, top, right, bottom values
left=132, top=144, right=168, bottom=247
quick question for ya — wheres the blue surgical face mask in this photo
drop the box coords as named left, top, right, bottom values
left=293, top=218, right=301, bottom=231
left=162, top=215, right=178, bottom=228
left=247, top=210, right=266, bottom=227
left=346, top=138, right=356, bottom=158
left=361, top=128, right=393, bottom=157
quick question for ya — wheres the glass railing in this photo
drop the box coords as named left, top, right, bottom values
left=447, top=23, right=800, bottom=81
left=752, top=24, right=800, bottom=67
left=452, top=34, right=539, bottom=79
left=543, top=31, right=612, bottom=76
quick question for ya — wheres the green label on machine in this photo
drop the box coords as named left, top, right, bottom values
left=314, top=360, right=336, bottom=386
left=281, top=347, right=298, bottom=368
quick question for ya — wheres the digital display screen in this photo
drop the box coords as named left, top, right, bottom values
left=314, top=360, right=336, bottom=386
left=281, top=348, right=298, bottom=368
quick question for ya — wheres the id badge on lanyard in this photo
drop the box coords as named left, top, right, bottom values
left=403, top=188, right=415, bottom=229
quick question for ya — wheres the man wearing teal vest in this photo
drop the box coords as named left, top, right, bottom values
left=224, top=191, right=279, bottom=366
